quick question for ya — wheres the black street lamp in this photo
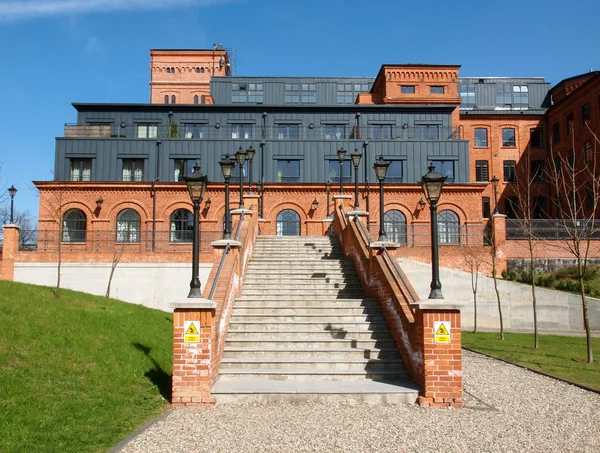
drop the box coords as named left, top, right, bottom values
left=325, top=180, right=331, bottom=217
left=235, top=146, right=247, bottom=209
left=8, top=185, right=17, bottom=223
left=373, top=155, right=390, bottom=242
left=351, top=150, right=362, bottom=210
left=491, top=176, right=500, bottom=215
left=257, top=180, right=265, bottom=218
left=219, top=153, right=236, bottom=239
left=337, top=147, right=346, bottom=194
left=246, top=145, right=256, bottom=194
left=420, top=164, right=447, bottom=300
left=182, top=161, right=208, bottom=298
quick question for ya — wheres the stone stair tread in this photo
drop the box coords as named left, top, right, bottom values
left=223, top=347, right=397, bottom=353
left=212, top=379, right=418, bottom=395
left=218, top=368, right=406, bottom=376
left=221, top=357, right=403, bottom=364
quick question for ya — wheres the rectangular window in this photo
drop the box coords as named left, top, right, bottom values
left=430, top=160, right=455, bottom=183
left=337, top=84, right=354, bottom=104
left=230, top=160, right=248, bottom=182
left=415, top=125, right=439, bottom=140
left=567, top=113, right=574, bottom=136
left=323, top=125, right=345, bottom=140
left=277, top=124, right=300, bottom=139
left=137, top=124, right=158, bottom=138
left=482, top=197, right=491, bottom=219
left=531, top=160, right=544, bottom=182
left=474, top=128, right=488, bottom=147
left=430, top=86, right=445, bottom=94
left=276, top=160, right=300, bottom=182
left=475, top=160, right=489, bottom=182
left=582, top=103, right=591, bottom=124
left=459, top=83, right=476, bottom=108
left=502, top=128, right=516, bottom=147
left=584, top=141, right=593, bottom=164
left=372, top=125, right=392, bottom=139
left=552, top=123, right=560, bottom=143
left=122, top=159, right=144, bottom=182
left=554, top=157, right=562, bottom=177
left=503, top=160, right=516, bottom=183
left=328, top=160, right=351, bottom=183
left=183, top=124, right=204, bottom=139
left=401, top=85, right=415, bottom=94
left=505, top=196, right=519, bottom=219
left=533, top=197, right=547, bottom=219
left=496, top=84, right=528, bottom=108
left=285, top=83, right=316, bottom=104
left=385, top=161, right=404, bottom=183
left=70, top=158, right=92, bottom=181
left=586, top=183, right=595, bottom=209
left=174, top=159, right=197, bottom=182
left=231, top=124, right=253, bottom=139
left=231, top=83, right=263, bottom=103
left=530, top=128, right=543, bottom=147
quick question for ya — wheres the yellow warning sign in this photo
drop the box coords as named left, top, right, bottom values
left=185, top=323, right=199, bottom=335
left=436, top=323, right=449, bottom=336
left=434, top=321, right=451, bottom=344
left=184, top=321, right=200, bottom=343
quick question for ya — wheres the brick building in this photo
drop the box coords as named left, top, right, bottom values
left=29, top=49, right=599, bottom=270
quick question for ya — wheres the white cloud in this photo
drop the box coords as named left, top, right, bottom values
left=0, top=0, right=229, bottom=22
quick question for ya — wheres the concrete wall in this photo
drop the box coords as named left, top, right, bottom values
left=14, top=262, right=213, bottom=312
left=398, top=258, right=600, bottom=332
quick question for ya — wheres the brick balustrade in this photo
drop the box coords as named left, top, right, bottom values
left=333, top=205, right=463, bottom=407
left=170, top=208, right=258, bottom=406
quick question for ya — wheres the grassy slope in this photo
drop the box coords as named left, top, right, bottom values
left=463, top=332, right=600, bottom=390
left=0, top=281, right=172, bottom=453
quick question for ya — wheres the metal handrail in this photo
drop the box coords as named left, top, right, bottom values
left=207, top=206, right=249, bottom=300
left=381, top=246, right=419, bottom=304
left=353, top=215, right=371, bottom=245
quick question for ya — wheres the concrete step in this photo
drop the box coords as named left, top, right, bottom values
left=224, top=338, right=396, bottom=349
left=229, top=314, right=382, bottom=323
left=232, top=306, right=382, bottom=315
left=228, top=321, right=390, bottom=331
left=240, top=291, right=366, bottom=298
left=234, top=299, right=379, bottom=307
left=216, top=368, right=408, bottom=382
left=226, top=329, right=392, bottom=340
left=244, top=275, right=357, bottom=282
left=222, top=347, right=399, bottom=360
left=212, top=380, right=419, bottom=405
left=219, top=358, right=404, bottom=371
left=240, top=283, right=364, bottom=291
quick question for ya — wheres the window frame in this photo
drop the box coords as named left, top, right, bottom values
left=503, top=160, right=516, bottom=183
left=122, top=158, right=144, bottom=182
left=276, top=159, right=301, bottom=182
left=474, top=128, right=488, bottom=147
left=116, top=209, right=141, bottom=243
left=475, top=160, right=489, bottom=182
left=400, top=85, right=416, bottom=94
left=69, top=158, right=92, bottom=182
left=170, top=209, right=193, bottom=243
left=430, top=160, right=455, bottom=183
left=62, top=209, right=87, bottom=243
left=502, top=128, right=516, bottom=147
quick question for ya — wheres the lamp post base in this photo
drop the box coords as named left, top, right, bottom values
left=188, top=286, right=203, bottom=298
left=428, top=287, right=444, bottom=300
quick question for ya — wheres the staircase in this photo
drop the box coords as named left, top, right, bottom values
left=211, top=235, right=419, bottom=404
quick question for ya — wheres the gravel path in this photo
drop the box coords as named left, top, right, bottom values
left=117, top=350, right=600, bottom=452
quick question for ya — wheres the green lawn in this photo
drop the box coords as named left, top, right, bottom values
left=462, top=331, right=600, bottom=390
left=0, top=281, right=173, bottom=453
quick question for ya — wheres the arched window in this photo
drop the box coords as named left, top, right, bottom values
left=62, top=209, right=86, bottom=242
left=171, top=95, right=176, bottom=104
left=438, top=210, right=460, bottom=244
left=164, top=95, right=169, bottom=104
left=194, top=95, right=199, bottom=104
left=276, top=209, right=301, bottom=236
left=170, top=209, right=193, bottom=242
left=195, top=67, right=200, bottom=73
left=166, top=67, right=171, bottom=73
left=201, top=95, right=206, bottom=104
left=384, top=210, right=407, bottom=244
left=116, top=209, right=141, bottom=243
left=200, top=67, right=205, bottom=73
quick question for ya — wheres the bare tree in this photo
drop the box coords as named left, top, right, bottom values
left=490, top=218, right=505, bottom=340
left=548, top=124, right=600, bottom=363
left=514, top=145, right=544, bottom=349
left=463, top=247, right=484, bottom=333
left=106, top=243, right=126, bottom=298
left=0, top=208, right=36, bottom=248
left=38, top=188, right=64, bottom=296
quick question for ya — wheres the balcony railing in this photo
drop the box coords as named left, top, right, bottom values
left=63, top=124, right=463, bottom=141
left=506, top=219, right=600, bottom=240
left=366, top=223, right=490, bottom=246
left=19, top=230, right=222, bottom=252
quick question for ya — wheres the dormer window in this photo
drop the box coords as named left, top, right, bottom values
left=401, top=85, right=415, bottom=94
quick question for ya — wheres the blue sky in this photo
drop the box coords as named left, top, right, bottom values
left=0, top=0, right=599, bottom=219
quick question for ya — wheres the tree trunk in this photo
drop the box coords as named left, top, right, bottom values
left=529, top=254, right=539, bottom=349
left=579, top=275, right=594, bottom=363
left=492, top=252, right=504, bottom=340
left=473, top=291, right=478, bottom=334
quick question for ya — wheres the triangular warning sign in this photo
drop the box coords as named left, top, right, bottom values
left=436, top=323, right=449, bottom=335
left=185, top=323, right=199, bottom=335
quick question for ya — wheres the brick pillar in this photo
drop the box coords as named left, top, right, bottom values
left=170, top=300, right=218, bottom=406
left=413, top=302, right=463, bottom=408
left=1, top=224, right=20, bottom=281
